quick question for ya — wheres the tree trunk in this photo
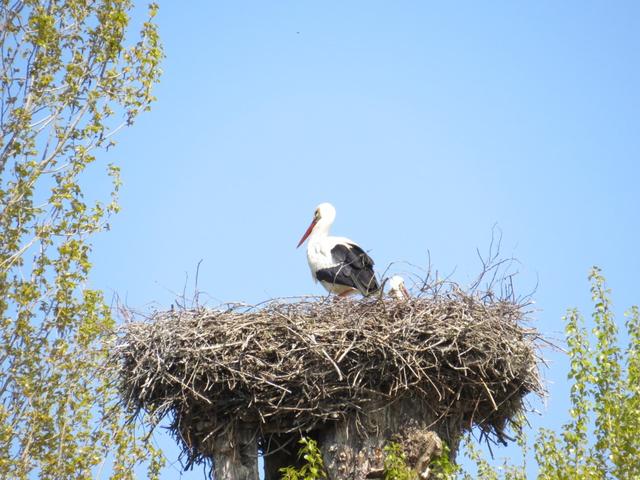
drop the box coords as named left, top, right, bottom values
left=205, top=397, right=460, bottom=479
left=208, top=423, right=259, bottom=480
left=317, top=396, right=457, bottom=480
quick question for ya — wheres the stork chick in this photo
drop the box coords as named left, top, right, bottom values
left=388, top=275, right=410, bottom=300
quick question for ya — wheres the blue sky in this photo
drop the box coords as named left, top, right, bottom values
left=91, top=1, right=639, bottom=477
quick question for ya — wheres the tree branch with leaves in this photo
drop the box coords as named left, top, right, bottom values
left=0, top=1, right=163, bottom=478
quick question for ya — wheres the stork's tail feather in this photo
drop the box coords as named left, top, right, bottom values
left=354, top=270, right=380, bottom=296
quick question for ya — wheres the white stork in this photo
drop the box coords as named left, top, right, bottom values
left=388, top=275, right=410, bottom=300
left=296, top=202, right=379, bottom=297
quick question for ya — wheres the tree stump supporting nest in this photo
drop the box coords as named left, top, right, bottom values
left=206, top=424, right=259, bottom=480
left=317, top=397, right=449, bottom=480
left=260, top=396, right=452, bottom=480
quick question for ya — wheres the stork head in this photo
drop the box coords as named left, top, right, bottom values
left=389, top=275, right=410, bottom=300
left=296, top=202, right=336, bottom=248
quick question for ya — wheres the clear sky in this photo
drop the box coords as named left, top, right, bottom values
left=90, top=1, right=640, bottom=477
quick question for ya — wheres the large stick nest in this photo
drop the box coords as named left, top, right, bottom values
left=114, top=284, right=542, bottom=467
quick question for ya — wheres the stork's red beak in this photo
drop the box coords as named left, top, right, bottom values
left=296, top=218, right=317, bottom=248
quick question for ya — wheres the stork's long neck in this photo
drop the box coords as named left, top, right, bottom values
left=308, top=219, right=332, bottom=243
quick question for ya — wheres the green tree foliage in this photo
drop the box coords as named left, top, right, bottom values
left=535, top=267, right=640, bottom=480
left=382, top=441, right=459, bottom=480
left=430, top=442, right=461, bottom=480
left=383, top=442, right=417, bottom=480
left=0, top=1, right=163, bottom=478
left=280, top=437, right=327, bottom=480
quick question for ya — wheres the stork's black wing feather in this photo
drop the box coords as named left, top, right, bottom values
left=315, top=243, right=379, bottom=296
left=338, top=243, right=375, bottom=269
left=315, top=265, right=358, bottom=290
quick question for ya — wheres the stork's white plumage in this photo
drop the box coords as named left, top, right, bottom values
left=388, top=275, right=410, bottom=300
left=296, top=203, right=379, bottom=297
